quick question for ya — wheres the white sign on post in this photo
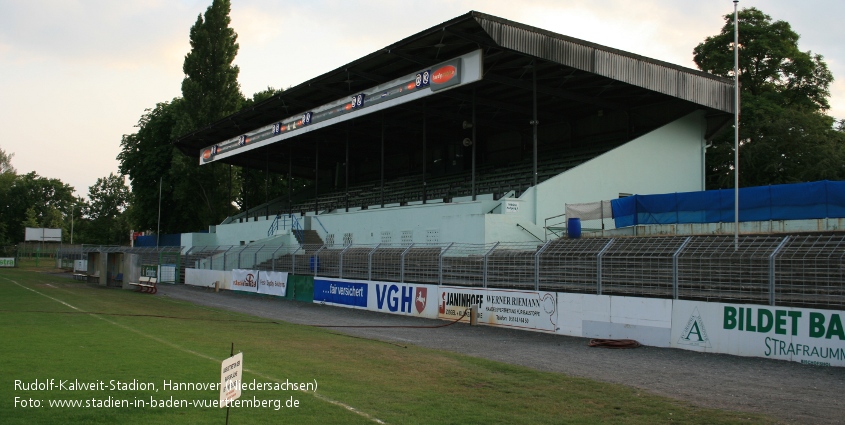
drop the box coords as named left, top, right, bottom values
left=220, top=353, right=243, bottom=407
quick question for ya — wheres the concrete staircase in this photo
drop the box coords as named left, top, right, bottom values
left=295, top=230, right=324, bottom=246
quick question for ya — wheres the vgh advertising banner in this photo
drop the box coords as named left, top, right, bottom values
left=369, top=282, right=439, bottom=319
left=231, top=269, right=259, bottom=293
left=438, top=287, right=558, bottom=333
left=257, top=271, right=288, bottom=297
left=672, top=300, right=845, bottom=367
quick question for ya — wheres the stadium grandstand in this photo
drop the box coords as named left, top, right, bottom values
left=54, top=11, right=844, bottom=367
left=172, top=10, right=734, bottom=248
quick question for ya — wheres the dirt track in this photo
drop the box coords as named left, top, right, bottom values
left=158, top=285, right=845, bottom=424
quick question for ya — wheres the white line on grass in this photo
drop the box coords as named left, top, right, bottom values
left=2, top=277, right=387, bottom=424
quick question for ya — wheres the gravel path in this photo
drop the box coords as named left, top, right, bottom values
left=158, top=285, right=845, bottom=424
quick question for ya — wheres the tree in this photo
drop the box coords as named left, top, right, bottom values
left=118, top=100, right=182, bottom=233
left=2, top=172, right=75, bottom=243
left=0, top=146, right=15, bottom=244
left=693, top=7, right=844, bottom=188
left=85, top=173, right=130, bottom=245
left=116, top=1, right=290, bottom=235
left=170, top=0, right=244, bottom=228
left=0, top=145, right=14, bottom=174
left=180, top=0, right=242, bottom=132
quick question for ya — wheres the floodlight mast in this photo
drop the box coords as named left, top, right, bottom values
left=734, top=0, right=740, bottom=251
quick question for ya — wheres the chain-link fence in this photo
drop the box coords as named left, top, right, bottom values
left=97, top=234, right=845, bottom=310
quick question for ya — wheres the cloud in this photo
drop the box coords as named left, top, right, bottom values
left=0, top=0, right=195, bottom=70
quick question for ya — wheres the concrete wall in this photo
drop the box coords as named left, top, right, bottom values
left=314, top=200, right=499, bottom=245
left=522, top=110, right=707, bottom=228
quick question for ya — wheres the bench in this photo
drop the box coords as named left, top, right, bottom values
left=86, top=272, right=100, bottom=283
left=128, top=276, right=158, bottom=294
left=72, top=272, right=87, bottom=281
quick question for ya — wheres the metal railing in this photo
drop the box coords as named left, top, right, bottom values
left=267, top=214, right=305, bottom=241
left=141, top=234, right=845, bottom=310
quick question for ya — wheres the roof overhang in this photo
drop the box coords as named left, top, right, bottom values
left=174, top=11, right=734, bottom=175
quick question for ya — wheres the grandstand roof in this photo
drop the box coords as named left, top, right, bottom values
left=173, top=11, right=734, bottom=177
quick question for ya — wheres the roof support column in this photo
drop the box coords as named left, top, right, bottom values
left=422, top=108, right=427, bottom=204
left=380, top=117, right=385, bottom=208
left=472, top=88, right=477, bottom=201
left=532, top=64, right=538, bottom=188
left=314, top=141, right=319, bottom=214
left=287, top=148, right=292, bottom=215
left=345, top=129, right=350, bottom=212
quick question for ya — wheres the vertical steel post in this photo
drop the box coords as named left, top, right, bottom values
left=380, top=118, right=385, bottom=208
left=471, top=88, right=476, bottom=201
left=400, top=243, right=415, bottom=283
left=312, top=245, right=326, bottom=277
left=422, top=110, right=427, bottom=204
left=367, top=244, right=381, bottom=281
left=596, top=239, right=615, bottom=296
left=534, top=240, right=552, bottom=291
left=338, top=244, right=352, bottom=279
left=315, top=141, right=319, bottom=214
left=438, top=243, right=454, bottom=286
left=345, top=129, right=350, bottom=212
left=672, top=237, right=693, bottom=300
left=288, top=148, right=293, bottom=215
left=482, top=242, right=500, bottom=288
left=292, top=246, right=301, bottom=275
left=254, top=245, right=264, bottom=270
left=532, top=64, right=538, bottom=188
left=270, top=245, right=283, bottom=272
left=769, top=236, right=790, bottom=306
left=734, top=0, right=740, bottom=251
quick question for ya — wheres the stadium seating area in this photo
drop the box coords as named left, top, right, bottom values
left=228, top=141, right=623, bottom=221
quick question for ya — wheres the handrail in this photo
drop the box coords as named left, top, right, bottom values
left=313, top=216, right=328, bottom=235
left=290, top=215, right=305, bottom=244
left=544, top=213, right=567, bottom=241
left=516, top=223, right=544, bottom=242
left=267, top=214, right=281, bottom=237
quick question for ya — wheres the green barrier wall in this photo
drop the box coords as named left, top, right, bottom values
left=286, top=275, right=314, bottom=303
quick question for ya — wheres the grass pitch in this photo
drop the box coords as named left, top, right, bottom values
left=1, top=264, right=772, bottom=424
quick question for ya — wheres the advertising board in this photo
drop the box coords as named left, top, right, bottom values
left=313, top=278, right=368, bottom=308
left=369, top=281, right=439, bottom=319
left=231, top=269, right=259, bottom=293
left=257, top=271, right=288, bottom=297
left=438, top=286, right=558, bottom=333
left=672, top=300, right=845, bottom=367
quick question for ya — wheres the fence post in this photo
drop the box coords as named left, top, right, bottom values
left=672, top=237, right=693, bottom=300
left=367, top=243, right=381, bottom=281
left=399, top=243, right=415, bottom=283
left=338, top=244, right=352, bottom=278
left=438, top=243, right=454, bottom=286
left=292, top=246, right=302, bottom=274
left=534, top=240, right=552, bottom=291
left=270, top=245, right=284, bottom=271
left=482, top=242, right=499, bottom=288
left=221, top=246, right=234, bottom=271
left=596, top=239, right=615, bottom=296
left=769, top=236, right=791, bottom=306
left=254, top=245, right=264, bottom=270
left=313, top=245, right=326, bottom=277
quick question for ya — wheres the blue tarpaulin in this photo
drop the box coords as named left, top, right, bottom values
left=135, top=234, right=182, bottom=247
left=611, top=180, right=845, bottom=228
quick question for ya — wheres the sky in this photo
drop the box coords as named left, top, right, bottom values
left=1, top=0, right=843, bottom=199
